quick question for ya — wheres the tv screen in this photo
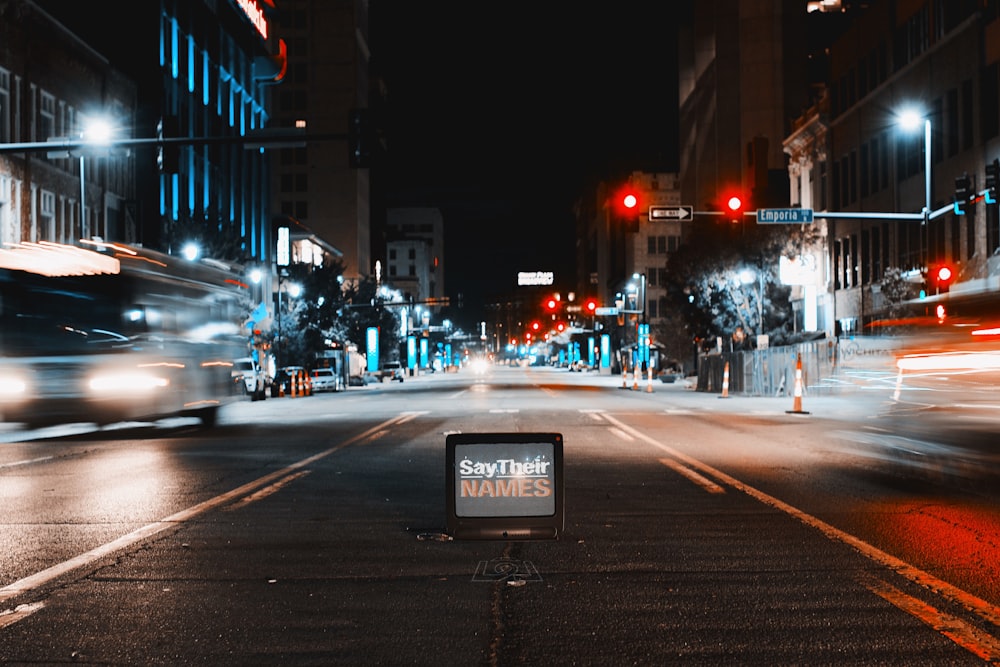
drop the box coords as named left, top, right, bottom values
left=446, top=432, right=564, bottom=540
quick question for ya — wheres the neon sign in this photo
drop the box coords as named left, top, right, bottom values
left=235, top=0, right=269, bottom=39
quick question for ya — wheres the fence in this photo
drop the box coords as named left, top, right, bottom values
left=697, top=339, right=842, bottom=396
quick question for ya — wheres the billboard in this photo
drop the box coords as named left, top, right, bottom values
left=446, top=433, right=564, bottom=540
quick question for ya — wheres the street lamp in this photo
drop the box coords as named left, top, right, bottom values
left=275, top=271, right=301, bottom=368
left=76, top=117, right=113, bottom=239
left=898, top=108, right=932, bottom=227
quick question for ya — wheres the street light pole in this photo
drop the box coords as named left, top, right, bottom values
left=900, top=109, right=932, bottom=267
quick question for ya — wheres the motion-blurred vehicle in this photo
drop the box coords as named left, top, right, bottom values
left=858, top=297, right=1000, bottom=486
left=0, top=241, right=249, bottom=427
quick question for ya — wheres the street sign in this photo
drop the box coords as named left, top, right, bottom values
left=648, top=205, right=692, bottom=221
left=756, top=208, right=814, bottom=224
left=594, top=307, right=618, bottom=316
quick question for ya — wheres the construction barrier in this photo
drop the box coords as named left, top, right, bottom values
left=286, top=369, right=312, bottom=397
left=786, top=354, right=809, bottom=414
left=719, top=361, right=730, bottom=398
left=646, top=365, right=653, bottom=393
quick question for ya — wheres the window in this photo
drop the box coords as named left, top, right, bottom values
left=39, top=190, right=55, bottom=242
left=39, top=91, right=55, bottom=142
left=0, top=67, right=10, bottom=144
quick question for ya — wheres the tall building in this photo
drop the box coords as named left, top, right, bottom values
left=677, top=0, right=809, bottom=215
left=787, top=0, right=1000, bottom=335
left=268, top=0, right=375, bottom=284
left=30, top=0, right=286, bottom=271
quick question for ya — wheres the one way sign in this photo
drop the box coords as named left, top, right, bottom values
left=648, top=205, right=692, bottom=221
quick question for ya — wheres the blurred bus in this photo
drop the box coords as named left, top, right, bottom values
left=0, top=241, right=251, bottom=428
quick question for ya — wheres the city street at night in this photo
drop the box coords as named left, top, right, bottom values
left=2, top=366, right=998, bottom=665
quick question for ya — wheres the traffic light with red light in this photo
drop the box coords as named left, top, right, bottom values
left=544, top=296, right=559, bottom=312
left=933, top=264, right=954, bottom=293
left=725, top=194, right=745, bottom=223
left=615, top=187, right=642, bottom=232
left=584, top=298, right=598, bottom=314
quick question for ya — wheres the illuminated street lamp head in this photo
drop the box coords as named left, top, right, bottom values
left=898, top=108, right=924, bottom=132
left=81, top=117, right=114, bottom=145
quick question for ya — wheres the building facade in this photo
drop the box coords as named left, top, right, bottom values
left=0, top=1, right=138, bottom=247
left=268, top=0, right=374, bottom=283
left=788, top=0, right=1000, bottom=335
left=384, top=206, right=445, bottom=305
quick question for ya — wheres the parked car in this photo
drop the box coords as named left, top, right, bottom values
left=376, top=360, right=405, bottom=382
left=310, top=367, right=341, bottom=392
left=232, top=357, right=267, bottom=401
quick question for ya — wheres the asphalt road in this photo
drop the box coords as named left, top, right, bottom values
left=1, top=366, right=998, bottom=665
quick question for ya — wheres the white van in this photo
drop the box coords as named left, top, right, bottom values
left=233, top=357, right=267, bottom=401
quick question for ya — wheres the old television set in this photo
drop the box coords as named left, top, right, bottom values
left=446, top=432, right=564, bottom=540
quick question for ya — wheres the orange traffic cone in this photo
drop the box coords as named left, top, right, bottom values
left=786, top=354, right=810, bottom=414
left=719, top=361, right=730, bottom=398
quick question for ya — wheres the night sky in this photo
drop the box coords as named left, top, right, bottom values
left=374, top=3, right=685, bottom=321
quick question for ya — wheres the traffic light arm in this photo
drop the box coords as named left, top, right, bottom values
left=3, top=131, right=346, bottom=156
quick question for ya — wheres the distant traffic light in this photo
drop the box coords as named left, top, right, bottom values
left=622, top=193, right=638, bottom=210
left=986, top=158, right=999, bottom=204
left=544, top=296, right=559, bottom=311
left=584, top=298, right=598, bottom=314
left=348, top=108, right=371, bottom=168
left=157, top=115, right=180, bottom=174
left=954, top=173, right=972, bottom=215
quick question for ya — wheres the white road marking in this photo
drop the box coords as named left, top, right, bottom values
left=0, top=412, right=418, bottom=606
left=600, top=412, right=1000, bottom=638
left=0, top=455, right=54, bottom=469
left=0, top=601, right=44, bottom=629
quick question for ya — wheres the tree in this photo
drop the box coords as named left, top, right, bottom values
left=661, top=220, right=821, bottom=352
left=274, top=264, right=400, bottom=368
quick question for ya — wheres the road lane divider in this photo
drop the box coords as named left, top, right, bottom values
left=863, top=577, right=1000, bottom=662
left=608, top=427, right=635, bottom=442
left=0, top=601, right=44, bottom=629
left=0, top=412, right=422, bottom=606
left=657, top=458, right=726, bottom=494
left=599, top=412, right=1000, bottom=635
left=225, top=471, right=312, bottom=511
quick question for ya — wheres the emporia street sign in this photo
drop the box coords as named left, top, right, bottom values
left=756, top=208, right=815, bottom=224
left=648, top=205, right=692, bottom=220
